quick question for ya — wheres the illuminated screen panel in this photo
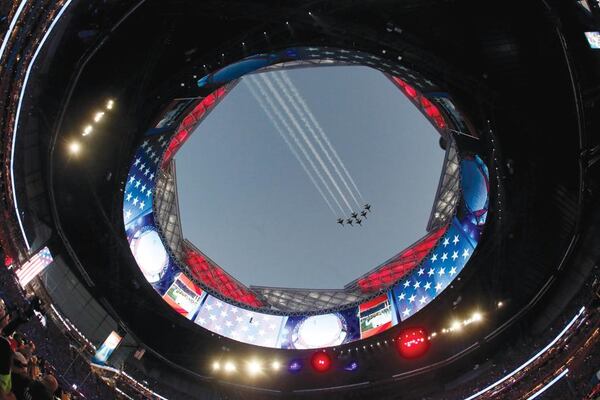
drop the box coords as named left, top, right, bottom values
left=585, top=32, right=600, bottom=49
left=390, top=154, right=489, bottom=321
left=278, top=308, right=360, bottom=349
left=184, top=244, right=264, bottom=307
left=356, top=226, right=447, bottom=293
left=15, top=246, right=53, bottom=287
left=162, top=273, right=205, bottom=320
left=122, top=47, right=490, bottom=349
left=91, top=331, right=123, bottom=365
left=391, top=218, right=476, bottom=320
left=359, top=293, right=397, bottom=339
left=194, top=295, right=286, bottom=348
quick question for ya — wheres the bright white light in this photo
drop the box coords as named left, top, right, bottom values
left=71, top=384, right=78, bottom=390
left=212, top=361, right=220, bottom=371
left=462, top=307, right=584, bottom=400
left=69, top=141, right=81, bottom=154
left=106, top=99, right=114, bottom=110
left=472, top=312, right=483, bottom=322
left=526, top=368, right=569, bottom=399
left=497, top=301, right=504, bottom=308
left=93, top=111, right=105, bottom=122
left=294, top=314, right=345, bottom=348
left=224, top=361, right=236, bottom=373
left=451, top=320, right=462, bottom=331
left=83, top=125, right=93, bottom=136
left=271, top=360, right=281, bottom=371
left=246, top=360, right=262, bottom=376
left=130, top=230, right=169, bottom=283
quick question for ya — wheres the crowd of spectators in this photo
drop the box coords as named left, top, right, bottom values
left=0, top=262, right=116, bottom=400
left=432, top=272, right=600, bottom=400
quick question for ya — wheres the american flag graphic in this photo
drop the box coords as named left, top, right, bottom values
left=123, top=134, right=170, bottom=228
left=16, top=247, right=53, bottom=287
left=392, top=218, right=476, bottom=321
left=194, top=295, right=287, bottom=348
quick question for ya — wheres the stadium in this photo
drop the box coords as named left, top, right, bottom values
left=0, top=1, right=599, bottom=399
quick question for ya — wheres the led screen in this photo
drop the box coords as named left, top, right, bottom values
left=162, top=273, right=205, bottom=320
left=123, top=48, right=490, bottom=349
left=194, top=295, right=286, bottom=348
left=279, top=308, right=360, bottom=349
left=92, top=331, right=123, bottom=365
left=15, top=246, right=53, bottom=287
left=359, top=293, right=396, bottom=339
left=585, top=32, right=600, bottom=49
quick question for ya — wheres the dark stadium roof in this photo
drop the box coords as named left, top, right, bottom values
left=2, top=0, right=599, bottom=398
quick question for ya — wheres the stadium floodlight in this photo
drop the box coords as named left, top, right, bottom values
left=212, top=361, right=221, bottom=371
left=246, top=360, right=263, bottom=376
left=106, top=99, right=114, bottom=110
left=82, top=125, right=93, bottom=136
left=450, top=320, right=462, bottom=332
left=93, top=111, right=104, bottom=122
left=224, top=361, right=236, bottom=373
left=69, top=141, right=81, bottom=154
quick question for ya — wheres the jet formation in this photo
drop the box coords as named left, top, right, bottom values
left=337, top=204, right=371, bottom=227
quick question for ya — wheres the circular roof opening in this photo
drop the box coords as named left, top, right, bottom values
left=175, top=66, right=444, bottom=289
left=123, top=46, right=488, bottom=348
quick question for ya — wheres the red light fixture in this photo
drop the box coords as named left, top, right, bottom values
left=396, top=327, right=430, bottom=359
left=3, top=255, right=13, bottom=267
left=310, top=351, right=332, bottom=373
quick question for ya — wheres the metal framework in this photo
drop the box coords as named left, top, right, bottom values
left=153, top=161, right=184, bottom=259
left=248, top=286, right=363, bottom=314
left=427, top=138, right=460, bottom=231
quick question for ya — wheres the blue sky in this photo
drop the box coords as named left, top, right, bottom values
left=175, top=66, right=444, bottom=289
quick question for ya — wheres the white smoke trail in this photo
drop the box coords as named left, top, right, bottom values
left=279, top=70, right=365, bottom=202
left=259, top=73, right=354, bottom=213
left=271, top=71, right=362, bottom=209
left=244, top=78, right=339, bottom=217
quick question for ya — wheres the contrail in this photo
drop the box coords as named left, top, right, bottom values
left=279, top=70, right=365, bottom=202
left=252, top=75, right=346, bottom=216
left=271, top=71, right=362, bottom=209
left=244, top=78, right=339, bottom=217
left=260, top=73, right=354, bottom=213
